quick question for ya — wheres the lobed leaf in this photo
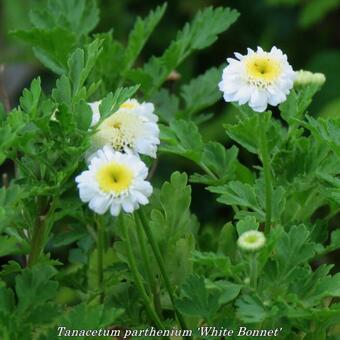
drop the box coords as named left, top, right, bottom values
left=180, top=66, right=223, bottom=118
left=123, top=4, right=167, bottom=71
left=12, top=28, right=77, bottom=75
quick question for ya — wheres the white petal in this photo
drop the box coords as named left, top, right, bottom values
left=131, top=190, right=149, bottom=205
left=110, top=203, right=121, bottom=216
left=89, top=195, right=111, bottom=214
left=122, top=199, right=135, bottom=213
left=89, top=101, right=101, bottom=127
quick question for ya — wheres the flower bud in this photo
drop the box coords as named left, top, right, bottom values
left=294, top=70, right=326, bottom=87
left=237, top=230, right=266, bottom=251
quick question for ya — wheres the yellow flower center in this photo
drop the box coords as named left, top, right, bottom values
left=244, top=234, right=259, bottom=244
left=120, top=101, right=138, bottom=110
left=111, top=120, right=122, bottom=129
left=245, top=55, right=281, bottom=84
left=96, top=162, right=133, bottom=194
left=94, top=109, right=144, bottom=151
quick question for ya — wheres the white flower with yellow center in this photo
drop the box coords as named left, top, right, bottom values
left=237, top=230, right=266, bottom=251
left=91, top=99, right=160, bottom=158
left=75, top=146, right=152, bottom=216
left=219, top=46, right=295, bottom=112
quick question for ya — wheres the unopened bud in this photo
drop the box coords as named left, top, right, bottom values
left=294, top=70, right=326, bottom=87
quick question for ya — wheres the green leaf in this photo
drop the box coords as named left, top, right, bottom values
left=307, top=273, right=340, bottom=302
left=151, top=172, right=193, bottom=237
left=0, top=282, right=14, bottom=316
left=190, top=142, right=238, bottom=185
left=236, top=295, right=267, bottom=323
left=92, top=32, right=125, bottom=86
left=149, top=172, right=197, bottom=285
left=15, top=264, right=58, bottom=315
left=304, top=116, right=340, bottom=159
left=206, top=280, right=242, bottom=305
left=273, top=136, right=333, bottom=201
left=218, top=223, right=237, bottom=258
left=0, top=236, right=28, bottom=257
left=19, top=78, right=41, bottom=117
left=321, top=229, right=340, bottom=254
left=315, top=172, right=340, bottom=208
left=275, top=225, right=315, bottom=276
left=177, top=275, right=220, bottom=321
left=52, top=75, right=72, bottom=105
left=74, top=100, right=92, bottom=131
left=280, top=84, right=324, bottom=125
left=296, top=83, right=324, bottom=115
left=98, top=85, right=140, bottom=121
left=0, top=261, right=22, bottom=278
left=30, top=0, right=99, bottom=36
left=68, top=49, right=85, bottom=96
left=209, top=181, right=262, bottom=216
left=160, top=120, right=203, bottom=163
left=0, top=185, right=26, bottom=234
left=123, top=4, right=167, bottom=71
left=236, top=216, right=259, bottom=236
left=187, top=7, right=239, bottom=50
left=150, top=89, right=179, bottom=123
left=12, top=27, right=77, bottom=75
left=40, top=304, right=123, bottom=340
left=209, top=180, right=286, bottom=223
left=68, top=39, right=103, bottom=97
left=255, top=180, right=286, bottom=223
left=191, top=251, right=236, bottom=278
left=87, top=247, right=121, bottom=292
left=226, top=111, right=286, bottom=156
left=180, top=66, right=222, bottom=118
left=129, top=7, right=239, bottom=95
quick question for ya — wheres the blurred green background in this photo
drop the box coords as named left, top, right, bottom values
left=0, top=0, right=339, bottom=246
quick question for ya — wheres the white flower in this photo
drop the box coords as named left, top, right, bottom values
left=294, top=70, right=325, bottom=87
left=219, top=46, right=295, bottom=112
left=91, top=99, right=160, bottom=158
left=88, top=101, right=101, bottom=127
left=237, top=230, right=266, bottom=251
left=75, top=146, right=153, bottom=216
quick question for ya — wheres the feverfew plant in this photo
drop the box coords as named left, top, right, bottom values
left=0, top=1, right=339, bottom=339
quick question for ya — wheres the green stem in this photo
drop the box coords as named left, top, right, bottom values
left=28, top=198, right=58, bottom=266
left=250, top=254, right=258, bottom=289
left=136, top=209, right=191, bottom=337
left=122, top=217, right=163, bottom=329
left=259, top=127, right=272, bottom=234
left=96, top=217, right=105, bottom=303
left=28, top=216, right=46, bottom=267
left=134, top=213, right=163, bottom=319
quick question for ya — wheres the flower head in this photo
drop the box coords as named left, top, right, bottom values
left=75, top=146, right=153, bottom=216
left=219, top=46, right=295, bottom=112
left=91, top=99, right=160, bottom=158
left=294, top=70, right=326, bottom=87
left=237, top=230, right=266, bottom=251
